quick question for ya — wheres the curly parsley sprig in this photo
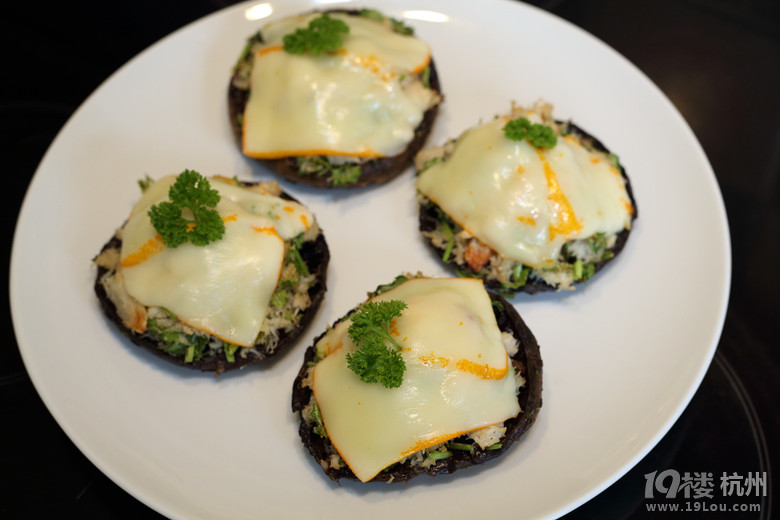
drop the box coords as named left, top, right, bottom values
left=148, top=170, right=225, bottom=247
left=346, top=300, right=408, bottom=388
left=283, top=13, right=350, bottom=55
left=503, top=117, right=558, bottom=149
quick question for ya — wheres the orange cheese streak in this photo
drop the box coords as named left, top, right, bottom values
left=252, top=225, right=283, bottom=241
left=310, top=402, right=470, bottom=480
left=623, top=198, right=635, bottom=216
left=455, top=358, right=508, bottom=380
left=417, top=354, right=450, bottom=368
left=257, top=44, right=283, bottom=57
left=410, top=52, right=431, bottom=75
left=243, top=146, right=383, bottom=160
left=537, top=150, right=583, bottom=241
left=128, top=307, right=147, bottom=333
left=352, top=52, right=382, bottom=74
left=400, top=431, right=469, bottom=458
left=123, top=213, right=242, bottom=268
left=259, top=45, right=431, bottom=75
left=120, top=235, right=164, bottom=267
left=326, top=341, right=343, bottom=355
left=389, top=319, right=401, bottom=338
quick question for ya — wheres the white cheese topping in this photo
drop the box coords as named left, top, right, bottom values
left=416, top=114, right=634, bottom=268
left=311, top=277, right=520, bottom=482
left=242, top=13, right=436, bottom=159
left=119, top=175, right=314, bottom=347
left=261, top=13, right=429, bottom=73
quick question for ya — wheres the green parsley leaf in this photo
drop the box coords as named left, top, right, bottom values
left=390, top=18, right=415, bottom=36
left=419, top=156, right=442, bottom=172
left=225, top=343, right=239, bottom=364
left=607, top=152, right=621, bottom=170
left=573, top=259, right=584, bottom=280
left=310, top=401, right=328, bottom=438
left=421, top=65, right=431, bottom=88
left=503, top=117, right=558, bottom=149
left=287, top=233, right=310, bottom=276
left=586, top=232, right=608, bottom=254
left=270, top=289, right=287, bottom=308
left=582, top=262, right=596, bottom=281
left=359, top=9, right=414, bottom=35
left=283, top=13, right=349, bottom=55
left=447, top=441, right=473, bottom=452
left=438, top=214, right=454, bottom=262
left=295, top=156, right=362, bottom=187
left=372, top=275, right=409, bottom=296
left=345, top=300, right=408, bottom=388
left=138, top=174, right=154, bottom=193
left=359, top=8, right=385, bottom=22
left=148, top=170, right=225, bottom=248
left=426, top=450, right=452, bottom=461
left=329, top=163, right=362, bottom=187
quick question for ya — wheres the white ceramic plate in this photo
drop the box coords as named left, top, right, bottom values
left=10, top=1, right=730, bottom=518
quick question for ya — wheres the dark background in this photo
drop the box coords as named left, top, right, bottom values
left=2, top=1, right=777, bottom=518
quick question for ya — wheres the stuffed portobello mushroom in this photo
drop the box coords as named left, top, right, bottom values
left=291, top=274, right=543, bottom=483
left=93, top=170, right=329, bottom=375
left=228, top=9, right=442, bottom=188
left=416, top=102, right=637, bottom=294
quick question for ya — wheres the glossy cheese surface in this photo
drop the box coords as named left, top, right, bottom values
left=243, top=13, right=435, bottom=158
left=416, top=116, right=633, bottom=268
left=311, top=278, right=520, bottom=482
left=120, top=176, right=313, bottom=347
left=261, top=13, right=430, bottom=73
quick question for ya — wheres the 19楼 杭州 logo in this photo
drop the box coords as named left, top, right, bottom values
left=645, top=470, right=766, bottom=499
left=643, top=469, right=767, bottom=513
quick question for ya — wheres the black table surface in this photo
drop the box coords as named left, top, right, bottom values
left=2, top=1, right=777, bottom=518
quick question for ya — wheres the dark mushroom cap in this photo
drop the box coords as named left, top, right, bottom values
left=291, top=285, right=543, bottom=482
left=94, top=183, right=329, bottom=375
left=227, top=9, right=443, bottom=189
left=418, top=120, right=638, bottom=294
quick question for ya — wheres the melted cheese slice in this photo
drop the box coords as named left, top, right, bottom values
left=120, top=175, right=314, bottom=347
left=243, top=13, right=435, bottom=158
left=311, top=278, right=520, bottom=482
left=416, top=115, right=634, bottom=268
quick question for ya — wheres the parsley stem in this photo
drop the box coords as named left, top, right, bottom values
left=573, top=259, right=584, bottom=280
left=440, top=218, right=454, bottom=262
left=427, top=451, right=452, bottom=461
left=289, top=246, right=309, bottom=276
left=382, top=329, right=404, bottom=351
